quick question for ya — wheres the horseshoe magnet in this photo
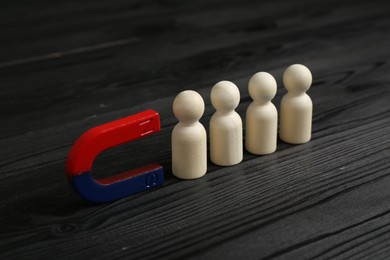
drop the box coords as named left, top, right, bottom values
left=66, top=110, right=164, bottom=203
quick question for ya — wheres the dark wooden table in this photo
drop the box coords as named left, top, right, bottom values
left=1, top=0, right=390, bottom=259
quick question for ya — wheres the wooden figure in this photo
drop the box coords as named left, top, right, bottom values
left=245, top=72, right=278, bottom=155
left=280, top=64, right=313, bottom=144
left=210, top=81, right=243, bottom=166
left=172, top=90, right=207, bottom=179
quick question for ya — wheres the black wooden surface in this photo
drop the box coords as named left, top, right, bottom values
left=1, top=0, right=390, bottom=259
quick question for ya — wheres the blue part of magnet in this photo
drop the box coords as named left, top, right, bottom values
left=70, top=165, right=164, bottom=204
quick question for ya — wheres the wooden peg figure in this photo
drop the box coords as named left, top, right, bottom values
left=210, top=81, right=243, bottom=166
left=172, top=90, right=207, bottom=179
left=245, top=72, right=278, bottom=155
left=280, top=64, right=313, bottom=144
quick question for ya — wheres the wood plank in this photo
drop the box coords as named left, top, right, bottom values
left=1, top=0, right=390, bottom=259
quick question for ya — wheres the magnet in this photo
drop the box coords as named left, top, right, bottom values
left=66, top=110, right=164, bottom=203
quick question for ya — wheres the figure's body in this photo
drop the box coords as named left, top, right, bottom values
left=245, top=72, right=278, bottom=155
left=210, top=81, right=242, bottom=166
left=172, top=90, right=207, bottom=179
left=280, top=64, right=313, bottom=144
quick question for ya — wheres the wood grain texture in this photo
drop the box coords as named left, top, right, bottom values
left=1, top=0, right=390, bottom=259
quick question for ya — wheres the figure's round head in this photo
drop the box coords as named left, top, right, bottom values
left=248, top=72, right=277, bottom=103
left=210, top=81, right=240, bottom=113
left=173, top=90, right=205, bottom=124
left=283, top=64, right=312, bottom=93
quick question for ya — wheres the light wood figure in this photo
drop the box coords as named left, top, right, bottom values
left=210, top=81, right=243, bottom=166
left=280, top=64, right=313, bottom=144
left=245, top=72, right=278, bottom=155
left=172, top=90, right=207, bottom=179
